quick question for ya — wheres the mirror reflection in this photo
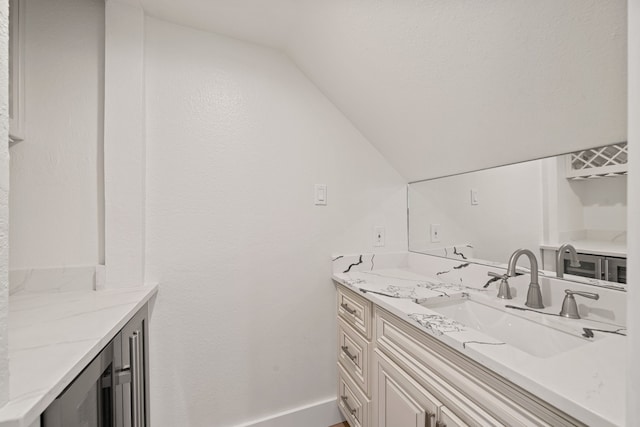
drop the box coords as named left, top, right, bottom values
left=408, top=143, right=627, bottom=290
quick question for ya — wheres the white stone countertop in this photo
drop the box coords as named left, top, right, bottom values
left=332, top=266, right=625, bottom=427
left=540, top=240, right=627, bottom=258
left=0, top=285, right=158, bottom=427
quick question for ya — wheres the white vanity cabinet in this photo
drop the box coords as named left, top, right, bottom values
left=335, top=284, right=586, bottom=427
left=337, top=286, right=373, bottom=427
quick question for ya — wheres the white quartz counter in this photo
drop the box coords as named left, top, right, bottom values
left=0, top=285, right=158, bottom=427
left=541, top=240, right=627, bottom=258
left=332, top=253, right=626, bottom=426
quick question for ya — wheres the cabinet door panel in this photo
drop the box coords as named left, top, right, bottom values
left=439, top=406, right=469, bottom=427
left=375, top=350, right=439, bottom=427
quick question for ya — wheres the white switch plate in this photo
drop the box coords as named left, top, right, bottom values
left=430, top=224, right=441, bottom=243
left=471, top=189, right=479, bottom=205
left=374, top=226, right=385, bottom=247
left=314, top=184, right=327, bottom=205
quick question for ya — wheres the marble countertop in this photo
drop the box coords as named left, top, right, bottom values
left=332, top=255, right=626, bottom=426
left=540, top=240, right=627, bottom=258
left=0, top=285, right=158, bottom=427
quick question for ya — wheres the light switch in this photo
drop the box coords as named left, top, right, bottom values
left=315, top=184, right=327, bottom=205
left=471, top=189, right=479, bottom=205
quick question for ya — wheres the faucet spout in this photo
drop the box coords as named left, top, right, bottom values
left=507, top=249, right=544, bottom=309
left=556, top=243, right=581, bottom=278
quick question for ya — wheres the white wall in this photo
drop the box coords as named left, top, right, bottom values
left=408, top=159, right=543, bottom=263
left=104, top=0, right=146, bottom=287
left=9, top=0, right=104, bottom=270
left=144, top=18, right=407, bottom=427
left=0, top=0, right=9, bottom=407
left=627, top=0, right=639, bottom=424
left=572, top=177, right=627, bottom=236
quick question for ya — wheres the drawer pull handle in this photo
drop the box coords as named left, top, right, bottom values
left=341, top=395, right=357, bottom=416
left=341, top=346, right=358, bottom=363
left=426, top=411, right=435, bottom=427
left=340, top=303, right=357, bottom=315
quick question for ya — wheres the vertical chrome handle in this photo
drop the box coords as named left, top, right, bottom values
left=340, top=303, right=357, bottom=315
left=425, top=411, right=436, bottom=427
left=596, top=258, right=603, bottom=280
left=340, top=395, right=357, bottom=416
left=604, top=259, right=610, bottom=281
left=130, top=331, right=144, bottom=427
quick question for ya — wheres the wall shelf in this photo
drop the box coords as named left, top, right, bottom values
left=565, top=142, right=628, bottom=180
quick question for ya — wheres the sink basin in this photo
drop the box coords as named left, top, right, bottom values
left=422, top=298, right=591, bottom=358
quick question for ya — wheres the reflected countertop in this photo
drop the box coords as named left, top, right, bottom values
left=540, top=240, right=626, bottom=258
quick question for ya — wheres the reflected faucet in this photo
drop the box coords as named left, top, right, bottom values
left=556, top=243, right=581, bottom=279
left=507, top=249, right=544, bottom=309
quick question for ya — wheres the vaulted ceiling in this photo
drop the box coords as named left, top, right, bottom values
left=140, top=0, right=627, bottom=181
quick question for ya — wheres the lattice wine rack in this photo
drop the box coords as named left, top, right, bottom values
left=565, top=142, right=628, bottom=180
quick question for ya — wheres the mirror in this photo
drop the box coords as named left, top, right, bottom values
left=408, top=143, right=627, bottom=290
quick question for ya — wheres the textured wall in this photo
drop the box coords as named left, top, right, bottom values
left=104, top=0, right=146, bottom=287
left=627, top=0, right=639, bottom=424
left=9, top=0, right=104, bottom=269
left=144, top=18, right=407, bottom=426
left=0, top=0, right=9, bottom=407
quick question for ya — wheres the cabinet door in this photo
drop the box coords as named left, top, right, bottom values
left=374, top=350, right=440, bottom=427
left=438, top=406, right=469, bottom=427
left=115, top=304, right=149, bottom=427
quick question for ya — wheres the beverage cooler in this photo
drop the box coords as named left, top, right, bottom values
left=563, top=253, right=627, bottom=284
left=42, top=305, right=149, bottom=427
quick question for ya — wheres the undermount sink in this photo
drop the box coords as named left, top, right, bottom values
left=422, top=298, right=591, bottom=358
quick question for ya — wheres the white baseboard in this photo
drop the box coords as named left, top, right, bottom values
left=234, top=397, right=344, bottom=427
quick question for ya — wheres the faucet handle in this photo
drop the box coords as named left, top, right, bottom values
left=486, top=272, right=512, bottom=299
left=559, top=289, right=600, bottom=319
left=565, top=289, right=599, bottom=300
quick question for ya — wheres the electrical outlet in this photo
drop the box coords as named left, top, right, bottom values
left=374, top=226, right=385, bottom=247
left=430, top=224, right=441, bottom=243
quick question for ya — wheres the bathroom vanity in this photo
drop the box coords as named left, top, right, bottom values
left=332, top=253, right=626, bottom=427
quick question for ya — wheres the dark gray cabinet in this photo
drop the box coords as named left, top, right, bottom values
left=42, top=303, right=150, bottom=427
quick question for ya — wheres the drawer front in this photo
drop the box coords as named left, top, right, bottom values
left=337, top=285, right=372, bottom=340
left=338, top=363, right=370, bottom=427
left=375, top=308, right=581, bottom=427
left=338, top=317, right=370, bottom=396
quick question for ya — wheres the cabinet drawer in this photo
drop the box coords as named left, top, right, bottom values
left=337, top=285, right=372, bottom=340
left=338, top=317, right=371, bottom=396
left=338, top=363, right=370, bottom=427
left=375, top=308, right=581, bottom=427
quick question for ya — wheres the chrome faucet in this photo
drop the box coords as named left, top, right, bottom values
left=507, top=249, right=544, bottom=309
left=556, top=243, right=581, bottom=278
